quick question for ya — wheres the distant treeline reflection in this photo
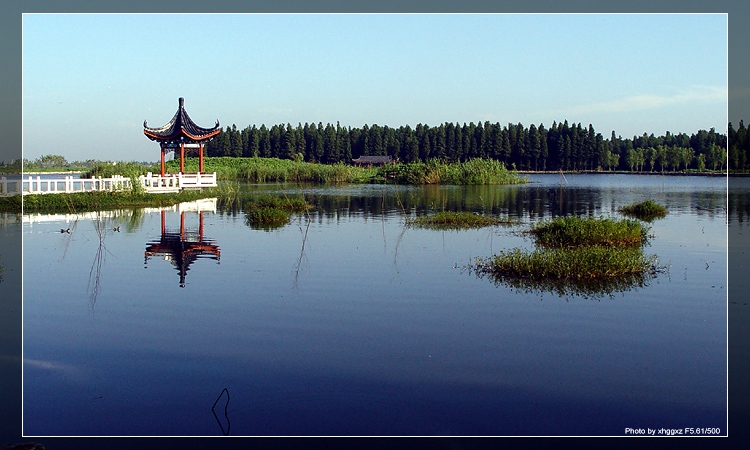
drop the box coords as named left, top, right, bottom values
left=216, top=184, right=726, bottom=223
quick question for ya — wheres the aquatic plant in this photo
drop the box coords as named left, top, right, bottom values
left=244, top=207, right=292, bottom=230
left=242, top=194, right=313, bottom=231
left=406, top=211, right=515, bottom=229
left=475, top=246, right=661, bottom=281
left=472, top=246, right=666, bottom=299
left=376, top=158, right=527, bottom=185
left=619, top=200, right=668, bottom=222
left=530, top=216, right=649, bottom=248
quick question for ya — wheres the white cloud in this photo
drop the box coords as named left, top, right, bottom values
left=542, top=86, right=727, bottom=117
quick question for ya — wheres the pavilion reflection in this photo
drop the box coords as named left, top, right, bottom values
left=144, top=202, right=220, bottom=287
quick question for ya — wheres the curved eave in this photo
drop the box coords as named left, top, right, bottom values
left=143, top=126, right=221, bottom=143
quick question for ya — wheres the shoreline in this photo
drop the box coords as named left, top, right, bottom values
left=516, top=170, right=730, bottom=177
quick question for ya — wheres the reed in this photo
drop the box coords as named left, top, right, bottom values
left=406, top=211, right=515, bottom=229
left=530, top=216, right=649, bottom=248
left=472, top=248, right=663, bottom=299
left=242, top=194, right=313, bottom=231
left=244, top=207, right=293, bottom=230
left=377, top=158, right=527, bottom=185
left=476, top=246, right=660, bottom=281
left=619, top=200, right=667, bottom=222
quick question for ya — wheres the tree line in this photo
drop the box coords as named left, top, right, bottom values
left=729, top=120, right=750, bottom=171
left=204, top=120, right=733, bottom=172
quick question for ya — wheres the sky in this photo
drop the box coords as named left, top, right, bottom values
left=22, top=13, right=728, bottom=163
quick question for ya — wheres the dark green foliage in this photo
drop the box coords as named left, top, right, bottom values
left=0, top=195, right=22, bottom=213
left=202, top=120, right=729, bottom=173
left=406, top=211, right=515, bottom=230
left=619, top=200, right=668, bottom=222
left=530, top=216, right=649, bottom=248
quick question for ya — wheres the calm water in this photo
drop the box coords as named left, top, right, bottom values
left=22, top=174, right=728, bottom=436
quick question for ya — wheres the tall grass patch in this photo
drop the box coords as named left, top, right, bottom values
left=376, top=159, right=526, bottom=185
left=619, top=200, right=667, bottom=222
left=530, top=216, right=649, bottom=248
left=477, top=246, right=660, bottom=281
left=242, top=194, right=313, bottom=231
left=406, top=211, right=515, bottom=230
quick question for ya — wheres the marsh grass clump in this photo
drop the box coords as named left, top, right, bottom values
left=406, top=211, right=516, bottom=229
left=242, top=194, right=312, bottom=213
left=242, top=194, right=313, bottom=231
left=472, top=214, right=665, bottom=298
left=476, top=246, right=661, bottom=281
left=244, top=207, right=293, bottom=230
left=472, top=246, right=665, bottom=299
left=530, top=216, right=649, bottom=248
left=619, top=200, right=667, bottom=222
left=376, top=158, right=527, bottom=185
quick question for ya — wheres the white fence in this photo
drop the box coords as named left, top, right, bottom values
left=13, top=173, right=217, bottom=196
left=1, top=176, right=23, bottom=196
left=23, top=198, right=218, bottom=225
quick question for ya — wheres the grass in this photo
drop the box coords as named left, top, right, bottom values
left=165, top=157, right=526, bottom=185
left=472, top=214, right=664, bottom=298
left=472, top=246, right=665, bottom=299
left=406, top=211, right=516, bottom=229
left=529, top=216, right=650, bottom=248
left=242, top=194, right=313, bottom=231
left=376, top=158, right=527, bottom=185
left=476, top=246, right=660, bottom=281
left=76, top=157, right=527, bottom=186
left=619, top=200, right=668, bottom=222
left=20, top=185, right=235, bottom=214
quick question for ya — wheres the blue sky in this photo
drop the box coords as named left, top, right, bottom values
left=22, top=13, right=727, bottom=163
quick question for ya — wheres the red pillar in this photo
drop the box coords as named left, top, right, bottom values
left=199, top=143, right=204, bottom=174
left=161, top=210, right=166, bottom=236
left=160, top=145, right=166, bottom=177
left=180, top=212, right=185, bottom=239
left=180, top=142, right=185, bottom=174
left=199, top=212, right=204, bottom=239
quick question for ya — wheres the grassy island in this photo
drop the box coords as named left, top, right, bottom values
left=406, top=211, right=515, bottom=230
left=619, top=200, right=668, bottom=222
left=529, top=216, right=650, bottom=248
left=242, top=194, right=313, bottom=230
left=473, top=215, right=664, bottom=298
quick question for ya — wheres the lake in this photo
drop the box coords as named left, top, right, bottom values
left=21, top=174, right=728, bottom=436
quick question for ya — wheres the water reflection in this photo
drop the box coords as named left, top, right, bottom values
left=471, top=264, right=665, bottom=300
left=226, top=181, right=726, bottom=223
left=144, top=209, right=220, bottom=288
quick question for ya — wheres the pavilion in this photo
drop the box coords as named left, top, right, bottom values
left=144, top=97, right=221, bottom=177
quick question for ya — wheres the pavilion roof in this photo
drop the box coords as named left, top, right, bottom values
left=143, top=97, right=221, bottom=143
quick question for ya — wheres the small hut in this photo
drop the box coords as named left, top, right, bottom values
left=352, top=155, right=393, bottom=167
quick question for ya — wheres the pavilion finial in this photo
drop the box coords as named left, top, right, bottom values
left=179, top=97, right=185, bottom=108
